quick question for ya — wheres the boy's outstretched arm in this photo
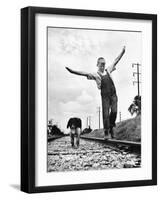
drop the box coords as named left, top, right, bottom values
left=66, top=67, right=90, bottom=77
left=107, top=46, right=126, bottom=73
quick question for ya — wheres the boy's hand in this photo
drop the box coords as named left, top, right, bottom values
left=66, top=67, right=73, bottom=73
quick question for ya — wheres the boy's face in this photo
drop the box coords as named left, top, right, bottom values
left=97, top=58, right=106, bottom=73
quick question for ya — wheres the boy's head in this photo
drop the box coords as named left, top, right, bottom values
left=97, top=57, right=106, bottom=73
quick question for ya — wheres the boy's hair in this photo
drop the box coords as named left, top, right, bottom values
left=97, top=57, right=105, bottom=65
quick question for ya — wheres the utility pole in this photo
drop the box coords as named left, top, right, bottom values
left=86, top=116, right=91, bottom=128
left=86, top=117, right=88, bottom=128
left=132, top=63, right=141, bottom=96
left=97, top=106, right=101, bottom=129
left=88, top=116, right=91, bottom=126
left=119, top=111, right=121, bottom=122
left=88, top=116, right=91, bottom=128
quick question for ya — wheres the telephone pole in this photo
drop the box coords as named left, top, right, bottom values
left=88, top=116, right=91, bottom=128
left=97, top=106, right=101, bottom=129
left=86, top=116, right=91, bottom=128
left=119, top=111, right=121, bottom=122
left=86, top=117, right=88, bottom=128
left=132, top=63, right=141, bottom=96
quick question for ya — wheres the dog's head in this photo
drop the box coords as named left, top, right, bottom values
left=67, top=118, right=82, bottom=129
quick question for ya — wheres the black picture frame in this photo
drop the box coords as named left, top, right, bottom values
left=21, top=6, right=157, bottom=193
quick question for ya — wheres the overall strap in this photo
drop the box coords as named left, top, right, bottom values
left=97, top=71, right=103, bottom=79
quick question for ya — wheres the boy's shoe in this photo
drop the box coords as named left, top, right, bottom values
left=109, top=127, right=115, bottom=139
left=104, top=135, right=109, bottom=140
left=104, top=129, right=109, bottom=140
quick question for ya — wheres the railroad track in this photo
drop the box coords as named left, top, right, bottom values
left=48, top=136, right=141, bottom=172
left=80, top=135, right=141, bottom=148
left=48, top=135, right=65, bottom=142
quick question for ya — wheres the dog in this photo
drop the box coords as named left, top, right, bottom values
left=67, top=118, right=82, bottom=148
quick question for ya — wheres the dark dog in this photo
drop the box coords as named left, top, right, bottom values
left=67, top=118, right=82, bottom=148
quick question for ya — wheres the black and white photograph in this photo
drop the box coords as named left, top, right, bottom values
left=20, top=7, right=157, bottom=193
left=47, top=27, right=142, bottom=172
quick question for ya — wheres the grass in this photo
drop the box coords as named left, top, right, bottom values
left=82, top=115, right=141, bottom=142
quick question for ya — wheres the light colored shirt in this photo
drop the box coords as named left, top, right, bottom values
left=87, top=65, right=114, bottom=89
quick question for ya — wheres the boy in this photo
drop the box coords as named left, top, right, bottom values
left=66, top=46, right=125, bottom=139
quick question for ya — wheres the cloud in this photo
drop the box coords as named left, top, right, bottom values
left=57, top=90, right=97, bottom=123
left=48, top=28, right=111, bottom=57
left=76, top=90, right=93, bottom=104
left=60, top=101, right=81, bottom=113
left=59, top=91, right=94, bottom=114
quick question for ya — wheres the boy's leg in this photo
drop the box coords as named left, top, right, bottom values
left=101, top=95, right=110, bottom=139
left=109, top=95, right=118, bottom=138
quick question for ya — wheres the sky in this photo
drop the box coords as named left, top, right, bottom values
left=48, top=27, right=142, bottom=133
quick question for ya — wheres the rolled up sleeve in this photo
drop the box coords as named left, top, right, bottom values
left=106, top=64, right=116, bottom=74
left=87, top=73, right=96, bottom=80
